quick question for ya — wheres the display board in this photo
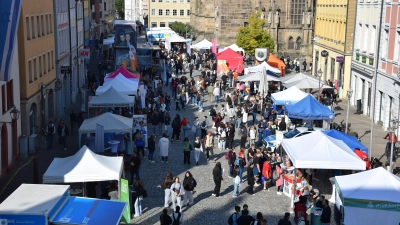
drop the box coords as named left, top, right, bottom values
left=120, top=178, right=131, bottom=223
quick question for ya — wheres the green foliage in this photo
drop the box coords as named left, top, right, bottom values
left=115, top=0, right=125, bottom=19
left=169, top=21, right=192, bottom=38
left=236, top=11, right=275, bottom=54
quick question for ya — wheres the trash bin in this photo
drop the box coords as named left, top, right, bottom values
left=311, top=207, right=323, bottom=225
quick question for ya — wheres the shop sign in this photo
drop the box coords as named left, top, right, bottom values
left=120, top=178, right=131, bottom=223
left=362, top=57, right=367, bottom=63
left=336, top=56, right=344, bottom=63
left=321, top=50, right=329, bottom=57
left=344, top=198, right=400, bottom=212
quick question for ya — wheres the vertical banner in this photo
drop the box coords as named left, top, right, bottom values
left=163, top=61, right=167, bottom=84
left=120, top=178, right=131, bottom=223
left=95, top=124, right=104, bottom=152
left=212, top=39, right=217, bottom=54
left=187, top=40, right=191, bottom=56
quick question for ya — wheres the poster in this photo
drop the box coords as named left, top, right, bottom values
left=132, top=115, right=148, bottom=147
left=120, top=178, right=131, bottom=223
left=115, top=25, right=136, bottom=48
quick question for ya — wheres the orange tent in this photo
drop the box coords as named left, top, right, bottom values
left=267, top=53, right=286, bottom=77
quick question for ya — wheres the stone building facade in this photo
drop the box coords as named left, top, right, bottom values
left=190, top=0, right=315, bottom=60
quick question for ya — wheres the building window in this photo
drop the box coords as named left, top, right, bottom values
left=33, top=58, right=37, bottom=80
left=382, top=29, right=388, bottom=57
left=290, top=0, right=305, bottom=25
left=166, top=9, right=170, bottom=16
left=296, top=37, right=302, bottom=50
left=51, top=51, right=54, bottom=69
left=159, top=9, right=163, bottom=15
left=49, top=14, right=52, bottom=33
left=151, top=22, right=157, bottom=27
left=173, top=9, right=177, bottom=16
left=187, top=0, right=190, bottom=2
left=370, top=26, right=376, bottom=54
left=41, top=15, right=44, bottom=36
left=39, top=56, right=42, bottom=77
left=168, top=22, right=174, bottom=27
left=47, top=52, right=51, bottom=72
left=160, top=22, right=166, bottom=27
left=173, top=0, right=177, bottom=2
left=26, top=17, right=30, bottom=40
left=28, top=60, right=33, bottom=83
left=152, top=0, right=155, bottom=2
left=187, top=10, right=190, bottom=16
left=43, top=54, right=46, bottom=75
left=288, top=37, right=294, bottom=49
left=363, top=25, right=368, bottom=52
left=166, top=0, right=170, bottom=2
left=6, top=80, right=13, bottom=110
left=159, top=0, right=162, bottom=2
left=37, top=16, right=41, bottom=37
left=45, top=15, right=49, bottom=34
left=395, top=31, right=400, bottom=61
left=180, top=0, right=184, bottom=2
left=1, top=85, right=5, bottom=113
left=180, top=9, right=184, bottom=16
left=151, top=9, right=155, bottom=16
left=31, top=16, right=35, bottom=38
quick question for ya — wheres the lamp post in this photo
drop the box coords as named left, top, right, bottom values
left=317, top=69, right=323, bottom=100
left=345, top=88, right=353, bottom=133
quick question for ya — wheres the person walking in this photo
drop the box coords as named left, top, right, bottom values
left=204, top=131, right=214, bottom=161
left=159, top=133, right=170, bottom=163
left=193, top=136, right=202, bottom=165
left=275, top=164, right=284, bottom=195
left=46, top=121, right=56, bottom=150
left=182, top=137, right=192, bottom=165
left=212, top=162, right=224, bottom=198
left=132, top=179, right=145, bottom=217
left=249, top=126, right=257, bottom=146
left=189, top=62, right=194, bottom=77
left=181, top=116, right=190, bottom=138
left=246, top=162, right=256, bottom=195
left=57, top=121, right=70, bottom=150
left=129, top=152, right=141, bottom=184
left=170, top=206, right=184, bottom=225
left=226, top=123, right=235, bottom=149
left=151, top=110, right=160, bottom=137
left=320, top=200, right=331, bottom=225
left=200, top=116, right=208, bottom=140
left=262, top=157, right=272, bottom=191
left=135, top=132, right=145, bottom=158
left=162, top=172, right=174, bottom=207
left=147, top=134, right=156, bottom=163
left=213, top=84, right=220, bottom=103
left=194, top=117, right=201, bottom=141
left=182, top=171, right=196, bottom=206
left=164, top=113, right=171, bottom=137
left=171, top=114, right=181, bottom=142
left=170, top=177, right=182, bottom=210
left=207, top=84, right=214, bottom=103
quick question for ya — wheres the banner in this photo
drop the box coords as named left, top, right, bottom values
left=217, top=60, right=228, bottom=73
left=212, top=39, right=217, bottom=54
left=129, top=51, right=138, bottom=71
left=120, top=178, right=131, bottom=223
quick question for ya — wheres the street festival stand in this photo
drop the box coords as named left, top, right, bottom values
left=165, top=34, right=187, bottom=50
left=247, top=61, right=281, bottom=74
left=191, top=39, right=214, bottom=50
left=78, top=113, right=134, bottom=153
left=95, top=74, right=138, bottom=96
left=271, top=86, right=309, bottom=105
left=104, top=65, right=140, bottom=83
left=334, top=167, right=400, bottom=225
left=0, top=184, right=126, bottom=225
left=88, top=87, right=135, bottom=118
left=216, top=48, right=244, bottom=73
left=132, top=114, right=148, bottom=149
left=281, top=131, right=366, bottom=216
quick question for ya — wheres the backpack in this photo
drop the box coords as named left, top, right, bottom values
left=228, top=213, right=235, bottom=225
left=209, top=109, right=216, bottom=117
left=192, top=179, right=197, bottom=187
left=234, top=157, right=241, bottom=166
left=172, top=213, right=181, bottom=225
left=181, top=94, right=186, bottom=101
left=221, top=130, right=227, bottom=138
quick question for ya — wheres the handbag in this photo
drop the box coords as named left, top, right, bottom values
left=185, top=124, right=191, bottom=130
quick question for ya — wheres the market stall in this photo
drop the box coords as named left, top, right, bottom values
left=334, top=167, right=400, bottom=225
left=284, top=95, right=335, bottom=120
left=280, top=72, right=311, bottom=83
left=0, top=184, right=126, bottom=225
left=220, top=43, right=246, bottom=54
left=267, top=53, right=286, bottom=77
left=89, top=87, right=135, bottom=108
left=165, top=34, right=187, bottom=50
left=191, top=39, right=214, bottom=50
left=216, top=48, right=244, bottom=73
left=323, top=129, right=368, bottom=153
left=237, top=71, right=281, bottom=82
left=95, top=75, right=138, bottom=95
left=104, top=65, right=140, bottom=83
left=271, top=86, right=309, bottom=105
left=247, top=61, right=281, bottom=74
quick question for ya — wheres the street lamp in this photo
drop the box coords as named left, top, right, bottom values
left=345, top=88, right=353, bottom=133
left=317, top=69, right=323, bottom=100
left=10, top=106, right=20, bottom=121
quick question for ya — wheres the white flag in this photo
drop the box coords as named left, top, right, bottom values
left=129, top=51, right=135, bottom=60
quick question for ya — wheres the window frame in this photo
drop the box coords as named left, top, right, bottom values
left=159, top=9, right=163, bottom=16
left=180, top=9, right=184, bottom=16
left=166, top=9, right=170, bottom=16
left=173, top=9, right=177, bottom=16
left=151, top=9, right=156, bottom=16
left=290, top=0, right=306, bottom=26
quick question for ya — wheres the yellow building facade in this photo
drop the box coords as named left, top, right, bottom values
left=149, top=0, right=190, bottom=28
left=312, top=0, right=356, bottom=99
left=18, top=0, right=57, bottom=135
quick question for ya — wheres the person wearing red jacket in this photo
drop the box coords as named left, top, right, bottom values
left=262, top=157, right=272, bottom=191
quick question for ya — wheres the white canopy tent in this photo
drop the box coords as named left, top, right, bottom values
left=335, top=167, right=400, bottom=225
left=104, top=73, right=139, bottom=83
left=281, top=130, right=366, bottom=170
left=78, top=113, right=133, bottom=150
left=89, top=87, right=135, bottom=107
left=282, top=77, right=332, bottom=89
left=237, top=71, right=281, bottom=82
left=271, top=86, right=309, bottom=105
left=223, top=44, right=245, bottom=54
left=191, top=39, right=213, bottom=50
left=43, top=145, right=123, bottom=183
left=280, top=72, right=310, bottom=83
left=165, top=34, right=187, bottom=50
left=95, top=75, right=138, bottom=95
left=247, top=61, right=281, bottom=74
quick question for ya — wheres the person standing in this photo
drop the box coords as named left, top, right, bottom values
left=213, top=84, right=220, bottom=103
left=232, top=165, right=240, bottom=197
left=212, top=162, right=224, bottom=198
left=160, top=208, right=173, bottom=225
left=240, top=123, right=248, bottom=148
left=236, top=209, right=255, bottom=225
left=193, top=136, right=202, bottom=165
left=57, top=121, right=69, bottom=150
left=204, top=131, right=214, bottom=161
left=277, top=212, right=292, bottom=225
left=228, top=205, right=241, bottom=225
left=194, top=117, right=201, bottom=141
left=320, top=200, right=331, bottom=225
left=182, top=171, right=195, bottom=206
left=181, top=116, right=190, bottom=138
left=147, top=134, right=156, bottom=163
left=151, top=110, right=160, bottom=137
left=69, top=110, right=77, bottom=136
left=189, top=62, right=194, bottom=77
left=207, top=84, right=214, bottom=103
left=228, top=148, right=237, bottom=177
left=171, top=114, right=182, bottom=142
left=262, top=157, right=272, bottom=191
left=164, top=113, right=171, bottom=137
left=135, top=132, right=145, bottom=158
left=170, top=206, right=184, bottom=225
left=182, top=137, right=192, bottom=165
left=226, top=123, right=235, bottom=149
left=246, top=162, right=255, bottom=195
left=46, top=121, right=56, bottom=150
left=132, top=179, right=145, bottom=217
left=275, top=164, right=284, bottom=195
left=200, top=116, right=208, bottom=140
left=162, top=172, right=174, bottom=207
left=159, top=133, right=170, bottom=163
left=129, top=152, right=141, bottom=184
left=170, top=177, right=182, bottom=210
left=251, top=102, right=258, bottom=125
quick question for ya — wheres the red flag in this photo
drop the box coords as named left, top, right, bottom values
left=212, top=39, right=217, bottom=54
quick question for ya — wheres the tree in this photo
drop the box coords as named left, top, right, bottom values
left=169, top=21, right=192, bottom=38
left=236, top=11, right=275, bottom=54
left=115, top=0, right=124, bottom=19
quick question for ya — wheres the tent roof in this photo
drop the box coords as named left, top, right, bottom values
left=89, top=87, right=135, bottom=107
left=107, top=66, right=140, bottom=78
left=268, top=53, right=286, bottom=76
left=166, top=34, right=187, bottom=43
left=79, top=113, right=133, bottom=134
left=335, top=167, right=400, bottom=203
left=283, top=77, right=333, bottom=89
left=323, top=129, right=368, bottom=153
left=247, top=61, right=281, bottom=74
left=96, top=75, right=138, bottom=95
left=271, top=86, right=309, bottom=105
left=43, top=146, right=123, bottom=183
left=226, top=44, right=245, bottom=53
left=191, top=39, right=212, bottom=49
left=282, top=130, right=366, bottom=170
left=238, top=72, right=281, bottom=82
left=280, top=72, right=310, bottom=83
left=285, top=95, right=335, bottom=120
left=216, top=48, right=244, bottom=73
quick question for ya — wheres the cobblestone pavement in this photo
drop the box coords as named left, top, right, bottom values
left=128, top=69, right=336, bottom=225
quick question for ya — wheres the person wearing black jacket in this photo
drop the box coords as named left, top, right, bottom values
left=182, top=171, right=195, bottom=206
left=162, top=172, right=174, bottom=207
left=148, top=134, right=156, bottom=162
left=251, top=101, right=258, bottom=125
left=164, top=113, right=171, bottom=137
left=246, top=163, right=255, bottom=195
left=320, top=200, right=331, bottom=225
left=171, top=114, right=181, bottom=142
left=226, top=123, right=235, bottom=149
left=130, top=152, right=141, bottom=184
left=151, top=110, right=160, bottom=137
left=240, top=123, right=248, bottom=148
left=158, top=110, right=164, bottom=136
left=160, top=208, right=172, bottom=225
left=212, top=162, right=224, bottom=197
left=228, top=148, right=237, bottom=177
left=236, top=209, right=255, bottom=225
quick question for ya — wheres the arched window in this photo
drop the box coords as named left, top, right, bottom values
left=288, top=37, right=294, bottom=49
left=296, top=37, right=302, bottom=50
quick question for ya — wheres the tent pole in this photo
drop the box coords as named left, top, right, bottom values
left=82, top=182, right=86, bottom=197
left=290, top=168, right=297, bottom=214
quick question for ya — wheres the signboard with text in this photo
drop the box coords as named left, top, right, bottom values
left=79, top=48, right=91, bottom=59
left=120, top=178, right=131, bottom=223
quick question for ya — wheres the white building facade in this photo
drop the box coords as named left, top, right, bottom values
left=125, top=0, right=143, bottom=24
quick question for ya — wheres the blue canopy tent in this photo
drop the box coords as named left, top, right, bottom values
left=323, top=129, right=368, bottom=153
left=284, top=95, right=335, bottom=120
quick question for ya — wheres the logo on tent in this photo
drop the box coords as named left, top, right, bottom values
left=0, top=219, right=8, bottom=225
left=367, top=201, right=374, bottom=208
left=285, top=101, right=290, bottom=105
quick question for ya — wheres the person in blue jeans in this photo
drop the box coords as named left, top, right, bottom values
left=236, top=154, right=245, bottom=183
left=232, top=166, right=240, bottom=197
